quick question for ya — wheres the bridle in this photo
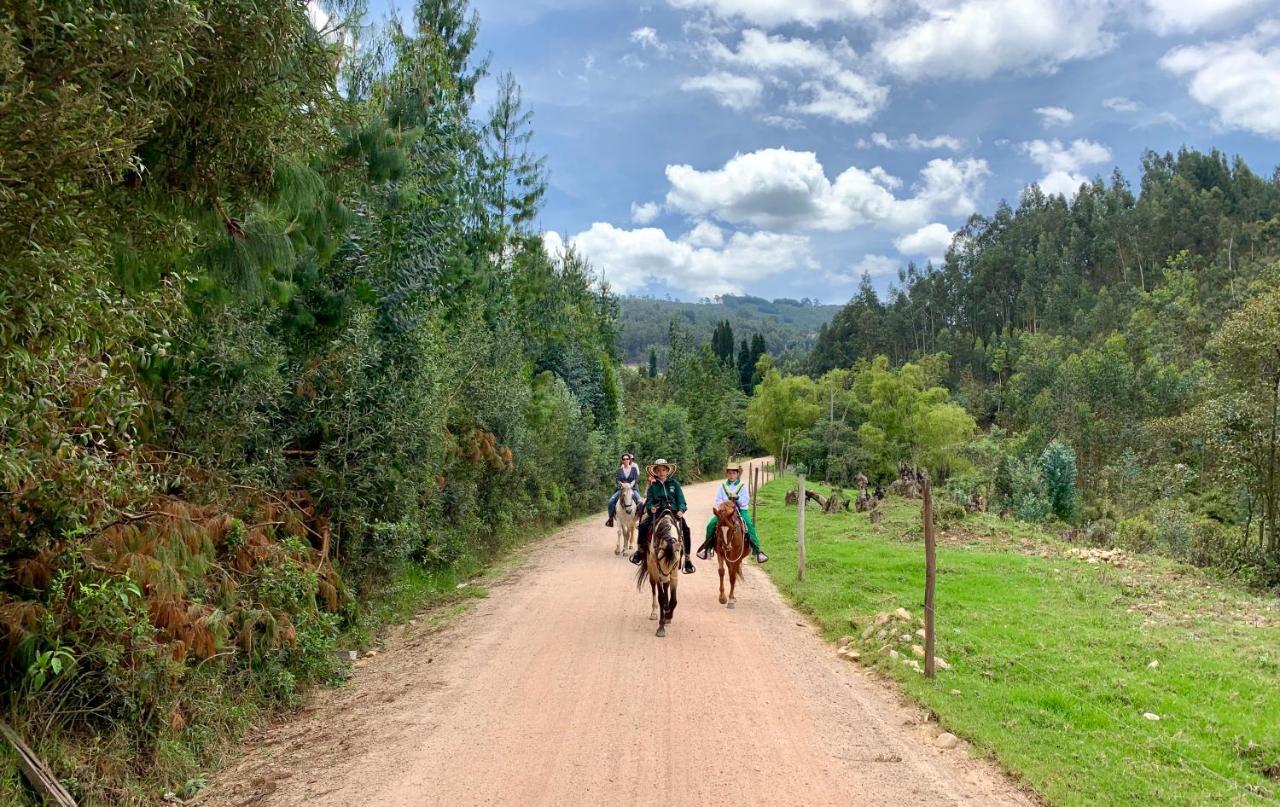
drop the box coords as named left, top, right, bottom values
left=651, top=509, right=681, bottom=577
left=717, top=506, right=748, bottom=564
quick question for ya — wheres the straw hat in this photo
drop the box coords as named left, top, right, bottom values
left=725, top=462, right=743, bottom=473
left=647, top=458, right=677, bottom=475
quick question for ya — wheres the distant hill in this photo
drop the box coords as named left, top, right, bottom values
left=617, top=294, right=842, bottom=364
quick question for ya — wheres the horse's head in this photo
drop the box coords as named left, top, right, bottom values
left=713, top=500, right=740, bottom=525
left=653, top=512, right=681, bottom=563
left=619, top=481, right=634, bottom=512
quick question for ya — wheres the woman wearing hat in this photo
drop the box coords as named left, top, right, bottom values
left=696, top=462, right=767, bottom=563
left=629, top=458, right=696, bottom=574
left=605, top=452, right=642, bottom=528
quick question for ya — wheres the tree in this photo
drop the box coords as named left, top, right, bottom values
left=746, top=368, right=820, bottom=469
left=482, top=72, right=548, bottom=241
left=737, top=338, right=753, bottom=393
left=1039, top=441, right=1080, bottom=521
left=648, top=348, right=659, bottom=378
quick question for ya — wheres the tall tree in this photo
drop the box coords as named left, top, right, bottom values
left=482, top=72, right=548, bottom=241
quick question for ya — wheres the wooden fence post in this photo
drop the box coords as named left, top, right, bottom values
left=922, top=473, right=937, bottom=679
left=797, top=474, right=807, bottom=582
left=751, top=465, right=758, bottom=523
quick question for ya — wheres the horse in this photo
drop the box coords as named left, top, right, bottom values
left=635, top=509, right=682, bottom=637
left=712, top=500, right=748, bottom=609
left=614, top=481, right=638, bottom=557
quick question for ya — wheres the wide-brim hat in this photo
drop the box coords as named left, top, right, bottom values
left=647, top=458, right=676, bottom=474
left=725, top=462, right=743, bottom=473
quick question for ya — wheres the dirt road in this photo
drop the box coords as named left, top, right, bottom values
left=198, top=459, right=1033, bottom=806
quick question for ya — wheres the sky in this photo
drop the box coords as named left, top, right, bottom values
left=365, top=0, right=1280, bottom=304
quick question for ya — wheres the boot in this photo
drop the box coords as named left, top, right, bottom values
left=755, top=551, right=769, bottom=563
left=682, top=556, right=696, bottom=574
left=630, top=547, right=645, bottom=565
left=605, top=516, right=614, bottom=527
left=695, top=537, right=715, bottom=561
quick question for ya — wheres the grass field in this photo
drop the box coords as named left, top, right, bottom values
left=752, top=476, right=1280, bottom=806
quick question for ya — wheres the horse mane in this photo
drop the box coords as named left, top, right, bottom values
left=635, top=512, right=678, bottom=590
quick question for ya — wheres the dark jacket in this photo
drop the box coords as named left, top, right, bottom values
left=616, top=464, right=639, bottom=488
left=644, top=476, right=687, bottom=515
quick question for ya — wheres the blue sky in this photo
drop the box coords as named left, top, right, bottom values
left=366, top=0, right=1280, bottom=303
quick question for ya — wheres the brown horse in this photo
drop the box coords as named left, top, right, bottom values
left=712, top=501, right=747, bottom=609
left=636, top=510, right=682, bottom=637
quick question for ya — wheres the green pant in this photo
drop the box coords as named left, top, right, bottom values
left=702, top=508, right=761, bottom=554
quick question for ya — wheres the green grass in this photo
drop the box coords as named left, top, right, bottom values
left=753, top=476, right=1280, bottom=807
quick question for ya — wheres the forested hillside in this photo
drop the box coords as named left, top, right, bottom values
left=756, top=150, right=1280, bottom=585
left=617, top=294, right=839, bottom=366
left=0, top=2, right=729, bottom=804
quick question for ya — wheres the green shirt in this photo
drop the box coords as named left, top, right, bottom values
left=645, top=476, right=687, bottom=514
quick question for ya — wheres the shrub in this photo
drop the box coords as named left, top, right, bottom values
left=1117, top=516, right=1156, bottom=553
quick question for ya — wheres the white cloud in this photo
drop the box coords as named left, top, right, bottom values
left=857, top=132, right=966, bottom=151
left=895, top=222, right=954, bottom=257
left=306, top=1, right=331, bottom=33
left=1035, top=105, right=1075, bottom=127
left=849, top=254, right=900, bottom=279
left=1142, top=0, right=1271, bottom=35
left=662, top=147, right=989, bottom=233
left=1020, top=138, right=1112, bottom=198
left=631, top=201, right=662, bottom=224
left=681, top=72, right=764, bottom=110
left=667, top=0, right=891, bottom=27
left=630, top=26, right=665, bottom=51
left=1102, top=96, right=1142, bottom=112
left=1160, top=22, right=1280, bottom=139
left=705, top=29, right=888, bottom=124
left=877, top=0, right=1115, bottom=80
left=561, top=222, right=816, bottom=297
left=682, top=221, right=726, bottom=248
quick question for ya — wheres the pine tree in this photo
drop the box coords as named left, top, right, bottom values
left=648, top=348, right=658, bottom=378
left=482, top=72, right=548, bottom=241
left=737, top=338, right=752, bottom=393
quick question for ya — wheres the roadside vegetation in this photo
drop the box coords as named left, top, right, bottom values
left=754, top=476, right=1280, bottom=806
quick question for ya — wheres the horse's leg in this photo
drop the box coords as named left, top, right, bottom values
left=728, top=560, right=738, bottom=608
left=649, top=579, right=658, bottom=621
left=615, top=523, right=622, bottom=555
left=717, top=550, right=727, bottom=605
left=656, top=584, right=668, bottom=637
left=669, top=580, right=678, bottom=623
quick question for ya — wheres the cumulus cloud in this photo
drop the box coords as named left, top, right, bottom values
left=1102, top=96, right=1142, bottom=112
left=704, top=29, right=888, bottom=124
left=1160, top=22, right=1280, bottom=138
left=557, top=222, right=817, bottom=297
left=894, top=222, right=954, bottom=258
left=1142, top=0, right=1270, bottom=35
left=662, top=147, right=989, bottom=233
left=857, top=132, right=966, bottom=151
left=1020, top=138, right=1112, bottom=198
left=631, top=201, right=662, bottom=224
left=681, top=72, right=764, bottom=110
left=877, top=0, right=1115, bottom=80
left=667, top=0, right=891, bottom=27
left=1035, top=105, right=1075, bottom=127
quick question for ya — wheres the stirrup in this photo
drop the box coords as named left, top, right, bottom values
left=755, top=551, right=768, bottom=563
left=695, top=547, right=711, bottom=561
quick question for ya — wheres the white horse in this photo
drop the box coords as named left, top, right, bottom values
left=614, top=481, right=638, bottom=556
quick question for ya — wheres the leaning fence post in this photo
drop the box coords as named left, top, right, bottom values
left=797, top=474, right=807, bottom=582
left=922, top=473, right=937, bottom=679
left=751, top=465, right=759, bottom=523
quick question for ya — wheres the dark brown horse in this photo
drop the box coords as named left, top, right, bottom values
left=636, top=510, right=682, bottom=637
left=712, top=500, right=747, bottom=609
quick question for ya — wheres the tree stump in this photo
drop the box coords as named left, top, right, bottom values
left=785, top=489, right=799, bottom=506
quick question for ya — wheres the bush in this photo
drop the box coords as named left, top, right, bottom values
left=936, top=502, right=967, bottom=529
left=1117, top=516, right=1156, bottom=552
left=1086, top=519, right=1117, bottom=547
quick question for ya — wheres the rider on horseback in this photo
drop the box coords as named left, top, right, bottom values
left=604, top=452, right=641, bottom=528
left=696, top=462, right=767, bottom=563
left=630, top=459, right=696, bottom=574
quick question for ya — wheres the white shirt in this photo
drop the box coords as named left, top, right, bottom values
left=714, top=478, right=749, bottom=510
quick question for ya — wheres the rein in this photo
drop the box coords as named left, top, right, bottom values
left=718, top=509, right=748, bottom=564
left=651, top=511, right=682, bottom=578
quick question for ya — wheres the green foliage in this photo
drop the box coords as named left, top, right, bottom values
left=746, top=367, right=820, bottom=469
left=617, top=294, right=837, bottom=365
left=1039, top=441, right=1079, bottom=521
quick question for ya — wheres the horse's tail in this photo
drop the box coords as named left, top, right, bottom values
left=635, top=557, right=651, bottom=591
